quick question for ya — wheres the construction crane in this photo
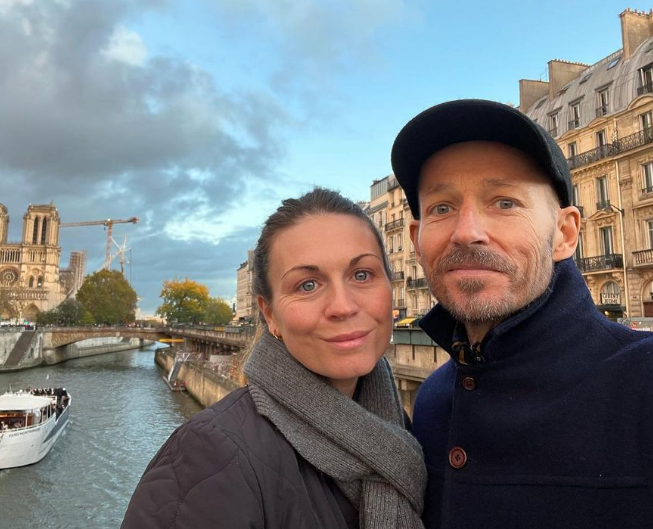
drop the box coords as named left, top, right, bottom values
left=60, top=217, right=138, bottom=272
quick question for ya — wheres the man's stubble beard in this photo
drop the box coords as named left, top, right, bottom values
left=424, top=234, right=554, bottom=325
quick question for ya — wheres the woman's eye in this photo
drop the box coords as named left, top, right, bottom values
left=299, top=280, right=316, bottom=292
left=353, top=270, right=369, bottom=281
left=497, top=199, right=515, bottom=209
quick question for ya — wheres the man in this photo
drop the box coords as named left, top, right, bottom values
left=391, top=99, right=653, bottom=528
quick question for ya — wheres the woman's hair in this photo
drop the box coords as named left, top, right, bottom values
left=252, top=186, right=391, bottom=308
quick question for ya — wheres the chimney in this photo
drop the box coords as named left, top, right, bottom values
left=519, top=79, right=549, bottom=113
left=548, top=60, right=588, bottom=99
left=620, top=8, right=653, bottom=59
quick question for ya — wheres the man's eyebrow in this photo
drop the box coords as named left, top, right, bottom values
left=421, top=178, right=521, bottom=196
left=279, top=253, right=382, bottom=281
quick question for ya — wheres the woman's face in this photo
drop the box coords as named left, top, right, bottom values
left=259, top=213, right=393, bottom=397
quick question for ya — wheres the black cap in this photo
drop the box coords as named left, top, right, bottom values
left=390, top=99, right=572, bottom=219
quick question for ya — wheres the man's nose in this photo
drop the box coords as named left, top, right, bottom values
left=450, top=205, right=490, bottom=246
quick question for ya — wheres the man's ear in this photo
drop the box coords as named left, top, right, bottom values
left=409, top=220, right=422, bottom=261
left=257, top=295, right=277, bottom=335
left=553, top=206, right=581, bottom=262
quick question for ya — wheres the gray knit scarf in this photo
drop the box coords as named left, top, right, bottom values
left=244, top=330, right=426, bottom=529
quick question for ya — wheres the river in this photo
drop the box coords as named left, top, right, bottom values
left=0, top=343, right=203, bottom=529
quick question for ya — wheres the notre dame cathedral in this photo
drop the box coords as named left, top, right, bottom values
left=0, top=202, right=85, bottom=321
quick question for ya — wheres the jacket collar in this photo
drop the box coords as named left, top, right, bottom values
left=419, top=258, right=595, bottom=364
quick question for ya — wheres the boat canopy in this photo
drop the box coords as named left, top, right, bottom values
left=0, top=394, right=52, bottom=412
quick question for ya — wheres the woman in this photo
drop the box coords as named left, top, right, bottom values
left=121, top=188, right=426, bottom=529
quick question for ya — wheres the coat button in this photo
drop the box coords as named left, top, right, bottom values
left=449, top=447, right=467, bottom=469
left=461, top=377, right=476, bottom=391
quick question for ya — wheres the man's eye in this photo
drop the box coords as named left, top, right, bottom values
left=433, top=204, right=450, bottom=215
left=353, top=270, right=369, bottom=281
left=497, top=199, right=515, bottom=209
left=299, top=280, right=316, bottom=292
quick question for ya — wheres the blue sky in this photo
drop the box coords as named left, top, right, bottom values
left=0, top=0, right=649, bottom=314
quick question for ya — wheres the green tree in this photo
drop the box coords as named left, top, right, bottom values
left=156, top=278, right=210, bottom=324
left=77, top=270, right=138, bottom=324
left=204, top=297, right=234, bottom=325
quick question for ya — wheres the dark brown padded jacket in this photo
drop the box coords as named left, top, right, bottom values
left=121, top=387, right=358, bottom=529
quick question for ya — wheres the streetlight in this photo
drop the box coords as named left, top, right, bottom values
left=609, top=203, right=629, bottom=317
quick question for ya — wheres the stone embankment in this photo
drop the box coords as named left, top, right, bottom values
left=155, top=347, right=241, bottom=408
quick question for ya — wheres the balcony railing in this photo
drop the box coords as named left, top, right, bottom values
left=567, top=128, right=653, bottom=170
left=407, top=277, right=428, bottom=289
left=395, top=298, right=405, bottom=307
left=390, top=271, right=404, bottom=281
left=575, top=253, right=623, bottom=273
left=548, top=126, right=558, bottom=137
left=637, top=81, right=653, bottom=96
left=595, top=105, right=609, bottom=118
left=642, top=185, right=653, bottom=196
left=596, top=200, right=612, bottom=211
left=633, top=249, right=653, bottom=267
left=385, top=218, right=404, bottom=231
left=568, top=118, right=579, bottom=130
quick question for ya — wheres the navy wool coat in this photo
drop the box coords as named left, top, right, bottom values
left=413, top=258, right=653, bottom=529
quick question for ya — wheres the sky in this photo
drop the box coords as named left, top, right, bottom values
left=0, top=0, right=650, bottom=314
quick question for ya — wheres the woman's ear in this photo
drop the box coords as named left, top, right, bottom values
left=257, top=295, right=277, bottom=335
left=553, top=206, right=581, bottom=262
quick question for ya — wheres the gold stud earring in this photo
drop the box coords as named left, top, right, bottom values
left=272, top=331, right=283, bottom=341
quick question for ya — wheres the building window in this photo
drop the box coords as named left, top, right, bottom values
left=40, top=218, right=47, bottom=245
left=600, top=226, right=614, bottom=255
left=572, top=184, right=580, bottom=206
left=596, top=129, right=607, bottom=148
left=568, top=102, right=581, bottom=129
left=647, top=220, right=653, bottom=249
left=575, top=233, right=584, bottom=260
left=600, top=281, right=621, bottom=306
left=28, top=277, right=34, bottom=288
left=596, top=88, right=610, bottom=117
left=32, top=217, right=39, bottom=245
left=548, top=113, right=559, bottom=137
left=607, top=56, right=621, bottom=70
left=37, top=276, right=43, bottom=288
left=638, top=63, right=653, bottom=96
left=642, top=112, right=653, bottom=143
left=397, top=233, right=403, bottom=251
left=568, top=142, right=577, bottom=158
left=643, top=162, right=653, bottom=194
left=596, top=176, right=609, bottom=210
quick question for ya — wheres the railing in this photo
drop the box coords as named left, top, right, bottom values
left=568, top=118, right=579, bottom=130
left=385, top=218, right=404, bottom=231
left=637, top=81, right=653, bottom=96
left=595, top=105, right=609, bottom=118
left=548, top=127, right=558, bottom=137
left=387, top=178, right=400, bottom=191
left=567, top=128, right=653, bottom=170
left=390, top=271, right=404, bottom=281
left=395, top=298, right=405, bottom=307
left=596, top=200, right=612, bottom=211
left=642, top=185, right=653, bottom=196
left=633, top=249, right=653, bottom=267
left=575, top=253, right=623, bottom=273
left=407, top=277, right=428, bottom=289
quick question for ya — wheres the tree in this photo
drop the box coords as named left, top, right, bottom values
left=204, top=297, right=234, bottom=326
left=156, top=278, right=210, bottom=324
left=37, top=299, right=95, bottom=326
left=76, top=270, right=138, bottom=324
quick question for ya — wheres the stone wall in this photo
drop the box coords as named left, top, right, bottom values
left=155, top=348, right=240, bottom=408
left=42, top=337, right=145, bottom=365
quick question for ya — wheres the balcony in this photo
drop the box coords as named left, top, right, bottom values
left=596, top=200, right=612, bottom=212
left=637, top=81, right=653, bottom=96
left=568, top=118, right=579, bottom=130
left=407, top=277, right=428, bottom=289
left=548, top=126, right=558, bottom=137
left=595, top=105, right=609, bottom=118
left=575, top=253, right=623, bottom=273
left=385, top=218, right=404, bottom=232
left=390, top=271, right=404, bottom=282
left=567, top=129, right=653, bottom=170
left=633, top=249, right=653, bottom=267
left=395, top=298, right=405, bottom=308
left=388, top=178, right=400, bottom=191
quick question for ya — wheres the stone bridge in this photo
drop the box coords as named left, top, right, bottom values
left=41, top=325, right=254, bottom=356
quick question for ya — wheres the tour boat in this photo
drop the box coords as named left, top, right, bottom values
left=0, top=388, right=71, bottom=469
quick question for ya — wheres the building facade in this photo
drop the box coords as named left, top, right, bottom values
left=0, top=203, right=85, bottom=321
left=235, top=250, right=256, bottom=323
left=521, top=8, right=653, bottom=320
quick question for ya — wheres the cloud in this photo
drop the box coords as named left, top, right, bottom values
left=102, top=25, right=148, bottom=66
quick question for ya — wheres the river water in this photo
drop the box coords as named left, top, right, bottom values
left=0, top=344, right=203, bottom=529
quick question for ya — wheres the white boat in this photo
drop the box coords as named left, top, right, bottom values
left=0, top=388, right=71, bottom=469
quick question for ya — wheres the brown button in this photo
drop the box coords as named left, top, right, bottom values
left=461, top=377, right=477, bottom=391
left=449, top=447, right=467, bottom=469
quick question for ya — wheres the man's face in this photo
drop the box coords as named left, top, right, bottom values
left=410, top=141, right=566, bottom=325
